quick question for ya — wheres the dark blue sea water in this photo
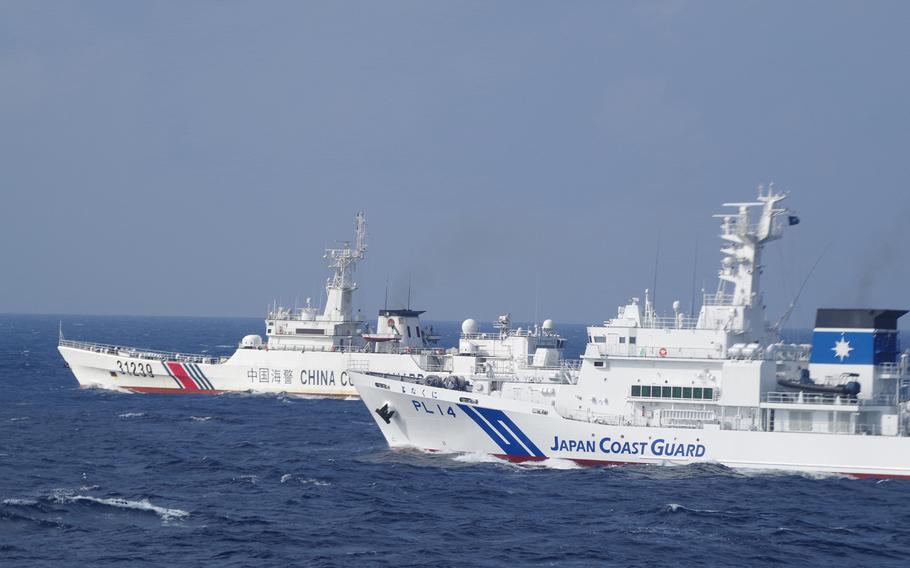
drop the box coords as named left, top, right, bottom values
left=2, top=314, right=910, bottom=567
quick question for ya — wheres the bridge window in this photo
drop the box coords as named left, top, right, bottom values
left=629, top=337, right=637, bottom=344
left=630, top=385, right=715, bottom=400
left=619, top=337, right=626, bottom=344
left=407, top=326, right=412, bottom=338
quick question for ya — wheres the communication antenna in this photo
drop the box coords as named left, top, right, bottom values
left=772, top=242, right=830, bottom=334
left=651, top=228, right=662, bottom=311
left=689, top=235, right=699, bottom=317
left=407, top=274, right=412, bottom=310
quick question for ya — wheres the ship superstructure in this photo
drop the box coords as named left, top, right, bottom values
left=354, top=188, right=910, bottom=478
left=58, top=213, right=570, bottom=397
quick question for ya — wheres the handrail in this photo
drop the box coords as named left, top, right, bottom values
left=266, top=311, right=362, bottom=324
left=763, top=391, right=897, bottom=406
left=460, top=331, right=560, bottom=340
left=60, top=337, right=449, bottom=359
left=595, top=344, right=727, bottom=360
left=59, top=339, right=227, bottom=365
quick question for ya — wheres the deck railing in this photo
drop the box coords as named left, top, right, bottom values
left=763, top=391, right=897, bottom=407
left=59, top=339, right=228, bottom=365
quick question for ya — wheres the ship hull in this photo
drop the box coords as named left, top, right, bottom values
left=355, top=373, right=910, bottom=479
left=59, top=345, right=440, bottom=397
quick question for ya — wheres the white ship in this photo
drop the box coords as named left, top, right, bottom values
left=354, top=188, right=910, bottom=478
left=59, top=214, right=568, bottom=397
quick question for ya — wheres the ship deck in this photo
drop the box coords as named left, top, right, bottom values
left=59, top=339, right=228, bottom=365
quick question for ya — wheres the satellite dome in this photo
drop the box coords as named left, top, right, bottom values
left=241, top=334, right=263, bottom=349
left=541, top=319, right=554, bottom=330
left=461, top=318, right=478, bottom=334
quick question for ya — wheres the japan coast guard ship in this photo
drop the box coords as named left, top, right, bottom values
left=355, top=188, right=910, bottom=478
left=58, top=214, right=569, bottom=397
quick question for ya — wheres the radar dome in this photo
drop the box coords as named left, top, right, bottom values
left=461, top=318, right=478, bottom=334
left=241, top=334, right=263, bottom=349
left=542, top=319, right=554, bottom=330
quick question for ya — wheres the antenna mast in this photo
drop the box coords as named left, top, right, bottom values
left=321, top=212, right=368, bottom=321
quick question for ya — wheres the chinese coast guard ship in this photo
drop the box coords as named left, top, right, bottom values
left=355, top=188, right=910, bottom=478
left=58, top=213, right=569, bottom=397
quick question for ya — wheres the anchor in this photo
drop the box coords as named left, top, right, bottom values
left=375, top=403, right=396, bottom=424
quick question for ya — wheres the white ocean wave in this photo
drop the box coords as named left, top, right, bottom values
left=452, top=452, right=508, bottom=465
left=2, top=498, right=38, bottom=506
left=451, top=452, right=581, bottom=470
left=732, top=466, right=854, bottom=481
left=663, top=503, right=721, bottom=514
left=51, top=490, right=189, bottom=521
left=277, top=474, right=330, bottom=486
left=527, top=457, right=582, bottom=470
left=8, top=417, right=29, bottom=422
left=118, top=412, right=145, bottom=419
left=190, top=416, right=212, bottom=422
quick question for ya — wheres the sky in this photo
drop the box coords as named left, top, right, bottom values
left=2, top=1, right=910, bottom=327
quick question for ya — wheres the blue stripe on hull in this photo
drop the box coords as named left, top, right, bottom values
left=457, top=404, right=546, bottom=458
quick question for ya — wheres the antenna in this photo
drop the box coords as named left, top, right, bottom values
left=384, top=277, right=389, bottom=310
left=689, top=235, right=699, bottom=317
left=651, top=228, right=661, bottom=311
left=772, top=241, right=830, bottom=334
left=407, top=274, right=412, bottom=310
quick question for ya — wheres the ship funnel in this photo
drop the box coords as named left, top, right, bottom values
left=809, top=309, right=906, bottom=399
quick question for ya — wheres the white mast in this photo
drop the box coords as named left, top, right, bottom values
left=698, top=184, right=796, bottom=342
left=322, top=212, right=367, bottom=322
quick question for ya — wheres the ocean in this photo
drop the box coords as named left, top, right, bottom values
left=2, top=314, right=910, bottom=567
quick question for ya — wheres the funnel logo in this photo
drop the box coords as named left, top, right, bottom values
left=832, top=333, right=854, bottom=362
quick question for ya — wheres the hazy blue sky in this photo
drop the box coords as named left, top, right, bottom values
left=2, top=1, right=909, bottom=326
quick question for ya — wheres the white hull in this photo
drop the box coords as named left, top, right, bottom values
left=59, top=345, right=439, bottom=397
left=355, top=374, right=910, bottom=479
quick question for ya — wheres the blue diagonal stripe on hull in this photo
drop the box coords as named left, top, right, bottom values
left=187, top=364, right=212, bottom=390
left=193, top=364, right=215, bottom=390
left=457, top=404, right=546, bottom=458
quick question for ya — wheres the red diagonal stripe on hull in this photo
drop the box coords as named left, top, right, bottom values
left=165, top=362, right=199, bottom=390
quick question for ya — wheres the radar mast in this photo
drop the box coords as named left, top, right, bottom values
left=698, top=184, right=798, bottom=343
left=322, top=212, right=367, bottom=322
